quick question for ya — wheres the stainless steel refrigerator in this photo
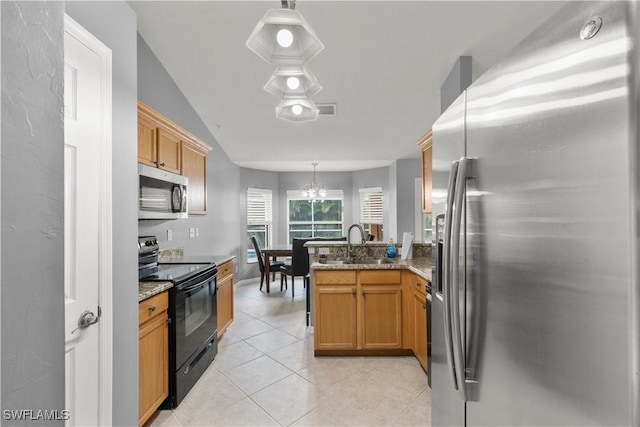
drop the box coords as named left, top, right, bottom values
left=432, top=1, right=639, bottom=425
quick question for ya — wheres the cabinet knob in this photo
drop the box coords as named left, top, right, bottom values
left=423, top=304, right=426, bottom=310
left=361, top=290, right=366, bottom=296
left=159, top=162, right=165, bottom=167
left=352, top=289, right=356, bottom=295
left=149, top=305, right=156, bottom=313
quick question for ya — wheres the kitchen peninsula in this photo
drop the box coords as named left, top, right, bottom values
left=307, top=241, right=431, bottom=373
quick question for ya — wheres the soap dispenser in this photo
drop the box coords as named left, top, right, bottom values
left=387, top=238, right=396, bottom=259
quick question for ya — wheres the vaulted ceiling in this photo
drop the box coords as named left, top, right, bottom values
left=130, top=1, right=567, bottom=172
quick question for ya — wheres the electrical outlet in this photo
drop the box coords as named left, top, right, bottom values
left=319, top=247, right=330, bottom=255
left=189, top=228, right=195, bottom=238
left=195, top=227, right=199, bottom=237
left=167, top=229, right=172, bottom=241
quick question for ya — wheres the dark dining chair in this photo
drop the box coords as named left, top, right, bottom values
left=280, top=236, right=348, bottom=298
left=250, top=236, right=285, bottom=291
left=279, top=237, right=316, bottom=298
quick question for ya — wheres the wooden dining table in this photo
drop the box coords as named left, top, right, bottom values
left=261, top=245, right=292, bottom=293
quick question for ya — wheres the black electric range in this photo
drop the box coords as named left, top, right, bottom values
left=138, top=237, right=219, bottom=408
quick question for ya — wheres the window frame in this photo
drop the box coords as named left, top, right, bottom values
left=286, top=190, right=344, bottom=244
left=247, top=188, right=273, bottom=264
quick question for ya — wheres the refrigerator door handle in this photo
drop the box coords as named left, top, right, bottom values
left=443, top=160, right=460, bottom=390
left=451, top=157, right=471, bottom=402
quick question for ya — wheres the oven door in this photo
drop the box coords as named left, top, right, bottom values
left=174, top=271, right=218, bottom=371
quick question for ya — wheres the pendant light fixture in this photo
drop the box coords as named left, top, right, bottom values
left=264, top=64, right=322, bottom=98
left=301, top=163, right=327, bottom=199
left=276, top=98, right=319, bottom=123
left=246, top=0, right=324, bottom=65
left=247, top=0, right=324, bottom=123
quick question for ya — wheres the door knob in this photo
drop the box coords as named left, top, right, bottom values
left=72, top=308, right=100, bottom=334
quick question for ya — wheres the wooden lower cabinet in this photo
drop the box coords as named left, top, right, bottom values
left=402, top=270, right=429, bottom=372
left=139, top=292, right=169, bottom=426
left=359, top=271, right=402, bottom=349
left=413, top=289, right=428, bottom=371
left=315, top=285, right=358, bottom=350
left=314, top=270, right=402, bottom=352
left=217, top=260, right=234, bottom=338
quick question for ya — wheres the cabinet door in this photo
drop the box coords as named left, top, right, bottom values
left=413, top=290, right=428, bottom=371
left=217, top=272, right=233, bottom=338
left=360, top=284, right=402, bottom=349
left=314, top=285, right=357, bottom=350
left=157, top=128, right=181, bottom=174
left=418, top=129, right=433, bottom=214
left=181, top=143, right=207, bottom=214
left=138, top=116, right=157, bottom=167
left=139, top=312, right=168, bottom=426
left=402, top=272, right=416, bottom=350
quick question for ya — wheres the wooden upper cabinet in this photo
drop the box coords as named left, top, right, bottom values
left=417, top=129, right=433, bottom=214
left=181, top=142, right=207, bottom=215
left=157, top=128, right=181, bottom=174
left=137, top=116, right=157, bottom=168
left=138, top=101, right=213, bottom=214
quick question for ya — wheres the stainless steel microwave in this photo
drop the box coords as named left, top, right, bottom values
left=138, top=164, right=188, bottom=219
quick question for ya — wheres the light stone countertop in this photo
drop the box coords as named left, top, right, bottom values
left=312, top=256, right=432, bottom=282
left=138, top=281, right=173, bottom=302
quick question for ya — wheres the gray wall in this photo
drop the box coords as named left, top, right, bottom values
left=277, top=171, right=353, bottom=245
left=239, top=167, right=279, bottom=279
left=1, top=2, right=65, bottom=422
left=64, top=2, right=139, bottom=425
left=137, top=34, right=243, bottom=266
left=395, top=159, right=422, bottom=240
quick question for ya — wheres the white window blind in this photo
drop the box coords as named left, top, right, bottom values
left=247, top=188, right=272, bottom=224
left=359, top=187, right=383, bottom=224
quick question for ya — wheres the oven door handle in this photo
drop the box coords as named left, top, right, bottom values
left=178, top=280, right=208, bottom=294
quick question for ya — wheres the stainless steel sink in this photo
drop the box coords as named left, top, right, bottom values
left=354, top=258, right=395, bottom=265
left=319, top=258, right=395, bottom=265
left=320, top=259, right=352, bottom=265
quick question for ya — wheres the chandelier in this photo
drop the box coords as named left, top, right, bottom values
left=301, top=163, right=327, bottom=199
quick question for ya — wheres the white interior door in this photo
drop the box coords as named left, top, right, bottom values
left=64, top=16, right=112, bottom=427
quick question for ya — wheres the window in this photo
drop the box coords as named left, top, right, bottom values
left=247, top=188, right=272, bottom=263
left=287, top=190, right=343, bottom=244
left=359, top=187, right=383, bottom=241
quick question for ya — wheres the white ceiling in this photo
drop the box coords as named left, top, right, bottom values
left=130, top=1, right=567, bottom=172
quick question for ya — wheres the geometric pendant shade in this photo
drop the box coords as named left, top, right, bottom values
left=263, top=64, right=322, bottom=98
left=275, top=98, right=319, bottom=123
left=246, top=7, right=324, bottom=65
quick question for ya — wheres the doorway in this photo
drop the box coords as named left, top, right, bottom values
left=63, top=15, right=112, bottom=426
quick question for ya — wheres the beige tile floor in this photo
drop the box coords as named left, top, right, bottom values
left=149, top=276, right=432, bottom=427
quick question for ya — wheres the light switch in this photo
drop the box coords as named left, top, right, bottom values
left=167, top=229, right=173, bottom=241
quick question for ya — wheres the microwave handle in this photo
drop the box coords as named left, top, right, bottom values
left=171, top=184, right=183, bottom=213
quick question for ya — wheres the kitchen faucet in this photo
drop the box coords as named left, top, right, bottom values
left=347, top=224, right=366, bottom=258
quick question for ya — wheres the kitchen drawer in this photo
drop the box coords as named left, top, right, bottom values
left=360, top=270, right=401, bottom=284
left=315, top=270, right=356, bottom=285
left=412, top=277, right=428, bottom=297
left=218, top=261, right=233, bottom=279
left=139, top=291, right=168, bottom=325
